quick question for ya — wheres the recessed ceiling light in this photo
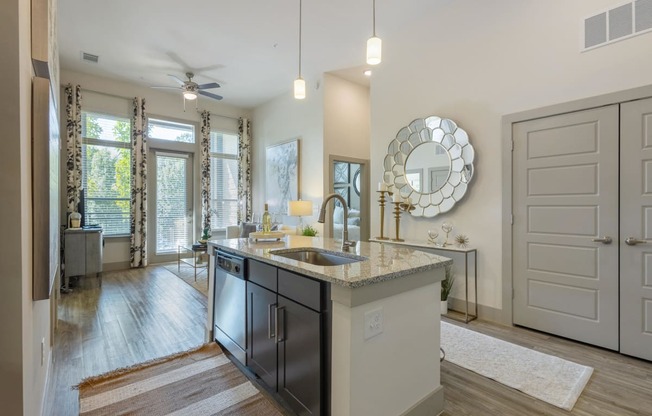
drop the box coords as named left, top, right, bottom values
left=363, top=69, right=372, bottom=77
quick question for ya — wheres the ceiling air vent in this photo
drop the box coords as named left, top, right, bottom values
left=583, top=0, right=652, bottom=51
left=81, top=52, right=99, bottom=64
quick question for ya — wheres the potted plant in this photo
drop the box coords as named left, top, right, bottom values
left=301, top=224, right=319, bottom=237
left=441, top=265, right=455, bottom=314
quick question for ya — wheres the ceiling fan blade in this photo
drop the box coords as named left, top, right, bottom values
left=199, top=90, right=223, bottom=101
left=197, top=82, right=220, bottom=90
left=151, top=86, right=181, bottom=90
left=167, top=74, right=186, bottom=85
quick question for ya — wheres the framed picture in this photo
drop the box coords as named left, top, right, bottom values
left=334, top=161, right=349, bottom=184
left=266, top=139, right=299, bottom=214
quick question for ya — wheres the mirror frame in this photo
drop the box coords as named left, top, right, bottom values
left=383, top=116, right=475, bottom=217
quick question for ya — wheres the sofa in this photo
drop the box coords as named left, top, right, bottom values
left=226, top=222, right=298, bottom=239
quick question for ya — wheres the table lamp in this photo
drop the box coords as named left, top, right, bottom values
left=288, top=200, right=313, bottom=233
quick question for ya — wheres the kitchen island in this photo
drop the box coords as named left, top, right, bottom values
left=206, top=235, right=451, bottom=416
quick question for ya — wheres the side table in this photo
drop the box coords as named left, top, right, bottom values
left=178, top=244, right=208, bottom=281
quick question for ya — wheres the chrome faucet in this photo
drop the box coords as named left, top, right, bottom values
left=318, top=193, right=357, bottom=251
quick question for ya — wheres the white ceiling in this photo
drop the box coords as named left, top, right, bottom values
left=58, top=0, right=450, bottom=109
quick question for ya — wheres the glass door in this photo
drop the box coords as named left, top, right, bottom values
left=149, top=151, right=193, bottom=263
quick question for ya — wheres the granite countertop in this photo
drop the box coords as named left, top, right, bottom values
left=208, top=235, right=452, bottom=288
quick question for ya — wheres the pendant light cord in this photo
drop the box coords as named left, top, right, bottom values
left=372, top=0, right=376, bottom=37
left=298, top=0, right=302, bottom=77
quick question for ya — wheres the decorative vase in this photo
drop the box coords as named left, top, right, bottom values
left=440, top=300, right=448, bottom=315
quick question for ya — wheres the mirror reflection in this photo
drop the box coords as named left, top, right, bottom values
left=404, top=142, right=450, bottom=193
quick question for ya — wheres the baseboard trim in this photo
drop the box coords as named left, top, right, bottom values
left=400, top=385, right=444, bottom=416
left=448, top=297, right=507, bottom=325
left=102, top=261, right=130, bottom=272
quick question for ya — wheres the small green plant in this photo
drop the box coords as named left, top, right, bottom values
left=441, top=265, right=455, bottom=301
left=301, top=224, right=319, bottom=237
left=201, top=226, right=211, bottom=241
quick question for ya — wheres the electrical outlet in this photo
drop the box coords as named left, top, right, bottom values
left=41, top=337, right=45, bottom=366
left=364, top=307, right=383, bottom=340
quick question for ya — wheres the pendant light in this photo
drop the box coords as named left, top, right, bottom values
left=366, top=0, right=382, bottom=65
left=294, top=0, right=306, bottom=99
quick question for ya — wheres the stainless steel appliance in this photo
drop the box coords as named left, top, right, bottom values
left=214, top=250, right=247, bottom=363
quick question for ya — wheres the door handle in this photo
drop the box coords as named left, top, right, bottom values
left=592, top=236, right=613, bottom=244
left=625, top=237, right=647, bottom=246
left=275, top=306, right=285, bottom=343
left=268, top=303, right=277, bottom=339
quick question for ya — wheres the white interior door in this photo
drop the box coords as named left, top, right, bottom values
left=148, top=151, right=193, bottom=263
left=513, top=105, right=619, bottom=350
left=620, top=97, right=652, bottom=361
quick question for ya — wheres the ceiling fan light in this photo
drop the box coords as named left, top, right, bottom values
left=183, top=91, right=198, bottom=100
left=294, top=77, right=306, bottom=100
left=366, top=36, right=382, bottom=65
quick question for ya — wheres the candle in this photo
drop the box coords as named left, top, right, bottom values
left=378, top=182, right=387, bottom=192
left=393, top=192, right=401, bottom=203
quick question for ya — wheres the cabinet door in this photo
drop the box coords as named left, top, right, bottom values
left=85, top=231, right=103, bottom=275
left=277, top=295, right=322, bottom=416
left=64, top=233, right=85, bottom=277
left=247, top=282, right=278, bottom=390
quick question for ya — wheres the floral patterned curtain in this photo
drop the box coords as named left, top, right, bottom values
left=238, top=117, right=252, bottom=223
left=64, top=84, right=82, bottom=214
left=130, top=97, right=148, bottom=268
left=200, top=111, right=211, bottom=231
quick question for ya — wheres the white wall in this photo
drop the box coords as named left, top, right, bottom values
left=252, top=83, right=325, bottom=227
left=60, top=70, right=250, bottom=268
left=0, top=1, right=52, bottom=414
left=370, top=0, right=652, bottom=319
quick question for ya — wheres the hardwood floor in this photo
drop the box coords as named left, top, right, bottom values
left=43, top=265, right=652, bottom=415
left=44, top=265, right=208, bottom=416
left=442, top=318, right=652, bottom=415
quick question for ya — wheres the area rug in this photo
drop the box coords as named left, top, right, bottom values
left=441, top=321, right=593, bottom=411
left=162, top=262, right=208, bottom=297
left=77, top=343, right=283, bottom=416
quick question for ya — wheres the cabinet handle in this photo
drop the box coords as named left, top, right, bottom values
left=592, top=236, right=612, bottom=244
left=268, top=303, right=277, bottom=339
left=275, top=306, right=285, bottom=343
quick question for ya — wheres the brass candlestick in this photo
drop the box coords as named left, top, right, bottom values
left=399, top=202, right=416, bottom=214
left=391, top=201, right=404, bottom=242
left=375, top=190, right=393, bottom=240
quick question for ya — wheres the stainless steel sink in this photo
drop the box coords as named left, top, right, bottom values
left=270, top=249, right=365, bottom=266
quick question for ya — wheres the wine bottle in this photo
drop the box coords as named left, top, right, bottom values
left=262, top=203, right=272, bottom=233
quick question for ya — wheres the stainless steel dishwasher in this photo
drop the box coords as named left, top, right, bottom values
left=213, top=250, right=247, bottom=364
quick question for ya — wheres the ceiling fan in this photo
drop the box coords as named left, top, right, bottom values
left=152, top=72, right=223, bottom=101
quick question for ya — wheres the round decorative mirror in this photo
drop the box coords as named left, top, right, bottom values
left=383, top=116, right=475, bottom=217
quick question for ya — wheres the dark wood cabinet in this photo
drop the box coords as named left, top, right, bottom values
left=246, top=259, right=328, bottom=416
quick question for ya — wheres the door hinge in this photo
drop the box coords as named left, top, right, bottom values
left=510, top=214, right=514, bottom=225
left=512, top=288, right=515, bottom=299
left=511, top=140, right=514, bottom=151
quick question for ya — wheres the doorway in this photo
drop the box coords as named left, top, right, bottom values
left=148, top=151, right=194, bottom=263
left=511, top=96, right=652, bottom=361
left=328, top=156, right=370, bottom=242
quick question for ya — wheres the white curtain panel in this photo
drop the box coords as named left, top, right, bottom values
left=64, top=84, right=82, bottom=214
left=130, top=97, right=148, bottom=268
left=200, top=110, right=211, bottom=231
left=238, top=117, right=252, bottom=223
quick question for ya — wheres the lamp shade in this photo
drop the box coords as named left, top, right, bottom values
left=288, top=200, right=312, bottom=216
left=366, top=36, right=382, bottom=65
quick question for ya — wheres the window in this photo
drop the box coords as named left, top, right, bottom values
left=210, top=131, right=239, bottom=229
left=81, top=112, right=131, bottom=236
left=148, top=118, right=195, bottom=143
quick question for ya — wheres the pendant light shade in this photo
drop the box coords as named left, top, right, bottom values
left=294, top=77, right=306, bottom=99
left=294, top=0, right=305, bottom=100
left=366, top=0, right=381, bottom=65
left=366, top=36, right=382, bottom=65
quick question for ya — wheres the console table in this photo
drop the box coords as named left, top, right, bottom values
left=370, top=238, right=478, bottom=323
left=63, top=227, right=103, bottom=291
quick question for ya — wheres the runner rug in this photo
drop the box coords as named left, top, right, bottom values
left=76, top=343, right=283, bottom=416
left=441, top=321, right=593, bottom=411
